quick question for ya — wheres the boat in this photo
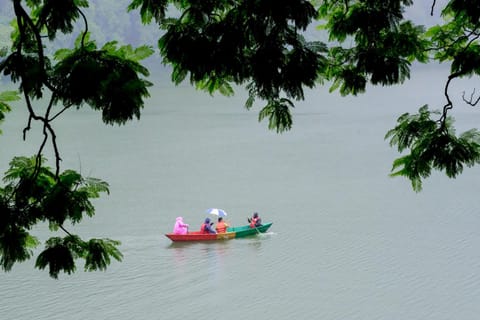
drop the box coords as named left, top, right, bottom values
left=165, top=222, right=273, bottom=242
left=227, top=222, right=273, bottom=238
left=165, top=231, right=236, bottom=242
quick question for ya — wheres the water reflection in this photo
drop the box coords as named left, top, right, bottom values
left=165, top=241, right=235, bottom=287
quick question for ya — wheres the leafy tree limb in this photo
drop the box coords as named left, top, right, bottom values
left=1, top=0, right=151, bottom=278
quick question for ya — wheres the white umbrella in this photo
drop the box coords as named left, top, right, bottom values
left=205, top=208, right=228, bottom=217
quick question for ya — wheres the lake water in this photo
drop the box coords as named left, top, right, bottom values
left=1, top=66, right=480, bottom=320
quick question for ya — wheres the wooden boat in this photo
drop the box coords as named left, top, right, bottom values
left=165, top=222, right=273, bottom=242
left=227, top=222, right=273, bottom=238
left=165, top=231, right=236, bottom=242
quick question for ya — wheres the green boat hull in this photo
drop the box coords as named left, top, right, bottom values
left=227, top=222, right=273, bottom=238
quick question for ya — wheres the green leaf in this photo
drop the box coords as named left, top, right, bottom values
left=81, top=177, right=110, bottom=198
left=384, top=105, right=439, bottom=152
left=0, top=227, right=37, bottom=271
left=84, top=239, right=123, bottom=272
left=386, top=106, right=480, bottom=192
left=195, top=77, right=235, bottom=97
left=35, top=0, right=88, bottom=40
left=35, top=237, right=76, bottom=279
left=3, top=155, right=52, bottom=183
left=244, top=94, right=255, bottom=110
left=133, top=45, right=155, bottom=61
left=217, top=81, right=234, bottom=97
left=0, top=90, right=20, bottom=102
left=53, top=46, right=152, bottom=125
left=258, top=98, right=294, bottom=133
left=171, top=65, right=188, bottom=84
left=128, top=0, right=168, bottom=24
left=0, top=91, right=17, bottom=134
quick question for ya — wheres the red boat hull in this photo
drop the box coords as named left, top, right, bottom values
left=165, top=231, right=236, bottom=242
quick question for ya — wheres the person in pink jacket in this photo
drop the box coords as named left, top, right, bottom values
left=173, top=217, right=189, bottom=235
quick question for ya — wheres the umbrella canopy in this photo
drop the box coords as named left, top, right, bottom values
left=205, top=208, right=228, bottom=217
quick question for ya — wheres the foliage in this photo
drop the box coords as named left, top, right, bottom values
left=52, top=35, right=153, bottom=125
left=0, top=91, right=19, bottom=134
left=0, top=156, right=122, bottom=278
left=382, top=0, right=480, bottom=191
left=130, top=0, right=328, bottom=132
left=0, top=0, right=151, bottom=277
left=385, top=106, right=480, bottom=191
left=318, top=0, right=428, bottom=95
left=2, top=0, right=480, bottom=276
left=128, top=0, right=480, bottom=190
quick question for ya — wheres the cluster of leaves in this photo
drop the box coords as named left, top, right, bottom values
left=386, top=106, right=480, bottom=191
left=318, top=0, right=429, bottom=95
left=0, top=156, right=122, bottom=278
left=52, top=35, right=153, bottom=125
left=384, top=1, right=480, bottom=190
left=129, top=0, right=328, bottom=133
left=126, top=0, right=432, bottom=132
left=0, top=91, right=19, bottom=135
left=131, top=0, right=480, bottom=189
left=1, top=6, right=153, bottom=125
left=0, top=0, right=153, bottom=277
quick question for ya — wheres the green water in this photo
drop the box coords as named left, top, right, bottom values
left=1, top=69, right=480, bottom=320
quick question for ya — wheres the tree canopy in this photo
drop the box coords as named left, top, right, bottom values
left=1, top=0, right=480, bottom=277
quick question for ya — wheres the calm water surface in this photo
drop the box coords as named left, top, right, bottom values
left=1, top=68, right=480, bottom=320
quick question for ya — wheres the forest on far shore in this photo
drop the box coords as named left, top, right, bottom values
left=0, top=0, right=163, bottom=72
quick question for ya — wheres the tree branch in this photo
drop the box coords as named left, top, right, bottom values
left=462, top=89, right=480, bottom=106
left=59, top=225, right=73, bottom=237
left=439, top=71, right=462, bottom=131
left=431, top=0, right=437, bottom=16
left=78, top=7, right=89, bottom=48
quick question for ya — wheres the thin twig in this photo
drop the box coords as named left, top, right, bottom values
left=78, top=8, right=89, bottom=48
left=462, top=89, right=480, bottom=106
left=60, top=225, right=73, bottom=237
left=438, top=71, right=463, bottom=131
